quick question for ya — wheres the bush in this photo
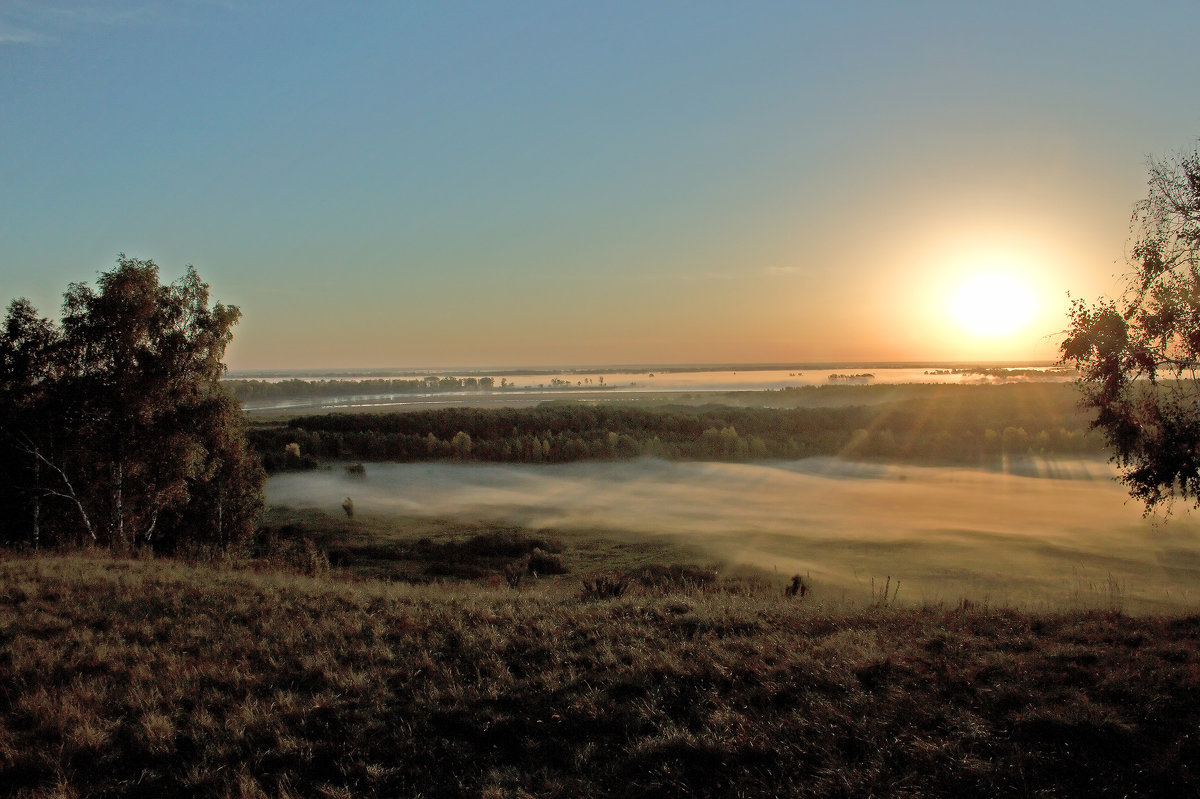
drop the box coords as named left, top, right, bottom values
left=252, top=525, right=329, bottom=576
left=527, top=547, right=568, bottom=576
left=581, top=574, right=629, bottom=600
left=503, top=557, right=529, bottom=589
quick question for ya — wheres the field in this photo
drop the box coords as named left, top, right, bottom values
left=1, top=551, right=1198, bottom=798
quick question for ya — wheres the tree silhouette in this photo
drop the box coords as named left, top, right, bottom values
left=0, top=255, right=263, bottom=550
left=1061, top=145, right=1200, bottom=510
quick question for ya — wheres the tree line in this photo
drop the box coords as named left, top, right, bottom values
left=228, top=375, right=610, bottom=403
left=249, top=391, right=1103, bottom=470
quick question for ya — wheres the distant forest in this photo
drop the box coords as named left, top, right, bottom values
left=230, top=375, right=603, bottom=403
left=248, top=385, right=1104, bottom=471
left=229, top=368, right=1070, bottom=404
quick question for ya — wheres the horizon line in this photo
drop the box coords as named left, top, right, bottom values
left=225, top=359, right=1063, bottom=378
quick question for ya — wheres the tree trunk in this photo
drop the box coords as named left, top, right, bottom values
left=143, top=501, right=159, bottom=544
left=19, top=439, right=95, bottom=543
left=112, top=461, right=124, bottom=549
left=31, top=457, right=40, bottom=550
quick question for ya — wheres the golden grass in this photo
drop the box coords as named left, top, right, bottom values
left=0, top=552, right=1197, bottom=797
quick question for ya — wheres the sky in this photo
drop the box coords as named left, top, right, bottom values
left=2, top=1, right=1199, bottom=371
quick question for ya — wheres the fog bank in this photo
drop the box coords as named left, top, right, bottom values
left=267, top=458, right=1200, bottom=611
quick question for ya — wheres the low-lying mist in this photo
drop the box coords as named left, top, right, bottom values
left=267, top=457, right=1200, bottom=611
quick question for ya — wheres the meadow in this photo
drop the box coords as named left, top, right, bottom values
left=1, top=548, right=1197, bottom=798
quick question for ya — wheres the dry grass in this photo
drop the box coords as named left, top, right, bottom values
left=253, top=505, right=721, bottom=586
left=0, top=552, right=1197, bottom=798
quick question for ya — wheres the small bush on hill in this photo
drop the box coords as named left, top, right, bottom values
left=528, top=546, right=568, bottom=576
left=581, top=573, right=630, bottom=599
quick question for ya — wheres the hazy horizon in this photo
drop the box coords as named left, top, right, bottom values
left=226, top=358, right=1061, bottom=377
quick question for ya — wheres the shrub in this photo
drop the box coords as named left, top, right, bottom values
left=581, top=574, right=629, bottom=600
left=527, top=547, right=567, bottom=576
left=785, top=574, right=809, bottom=598
left=252, top=525, right=329, bottom=576
left=503, top=557, right=529, bottom=589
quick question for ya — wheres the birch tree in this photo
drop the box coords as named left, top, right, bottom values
left=0, top=256, right=263, bottom=550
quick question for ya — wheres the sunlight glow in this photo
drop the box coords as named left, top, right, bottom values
left=948, top=270, right=1038, bottom=339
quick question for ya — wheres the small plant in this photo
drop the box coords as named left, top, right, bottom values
left=300, top=539, right=330, bottom=577
left=252, top=528, right=330, bottom=576
left=503, top=556, right=530, bottom=589
left=871, top=575, right=900, bottom=607
left=581, top=574, right=629, bottom=600
left=785, top=574, right=809, bottom=599
left=1105, top=571, right=1126, bottom=613
left=527, top=547, right=567, bottom=576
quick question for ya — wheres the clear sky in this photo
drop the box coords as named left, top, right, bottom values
left=2, top=1, right=1198, bottom=370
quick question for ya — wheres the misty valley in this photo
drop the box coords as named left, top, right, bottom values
left=248, top=381, right=1199, bottom=612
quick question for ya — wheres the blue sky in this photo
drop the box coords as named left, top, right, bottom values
left=2, top=1, right=1198, bottom=369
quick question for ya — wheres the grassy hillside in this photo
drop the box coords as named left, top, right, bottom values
left=1, top=551, right=1197, bottom=798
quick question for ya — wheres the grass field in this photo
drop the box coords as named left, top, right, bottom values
left=1, top=538, right=1198, bottom=798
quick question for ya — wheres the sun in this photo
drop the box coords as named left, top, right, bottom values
left=948, top=270, right=1038, bottom=339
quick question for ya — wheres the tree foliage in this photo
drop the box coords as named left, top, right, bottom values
left=248, top=387, right=1101, bottom=470
left=1061, top=146, right=1200, bottom=509
left=0, top=255, right=264, bottom=550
